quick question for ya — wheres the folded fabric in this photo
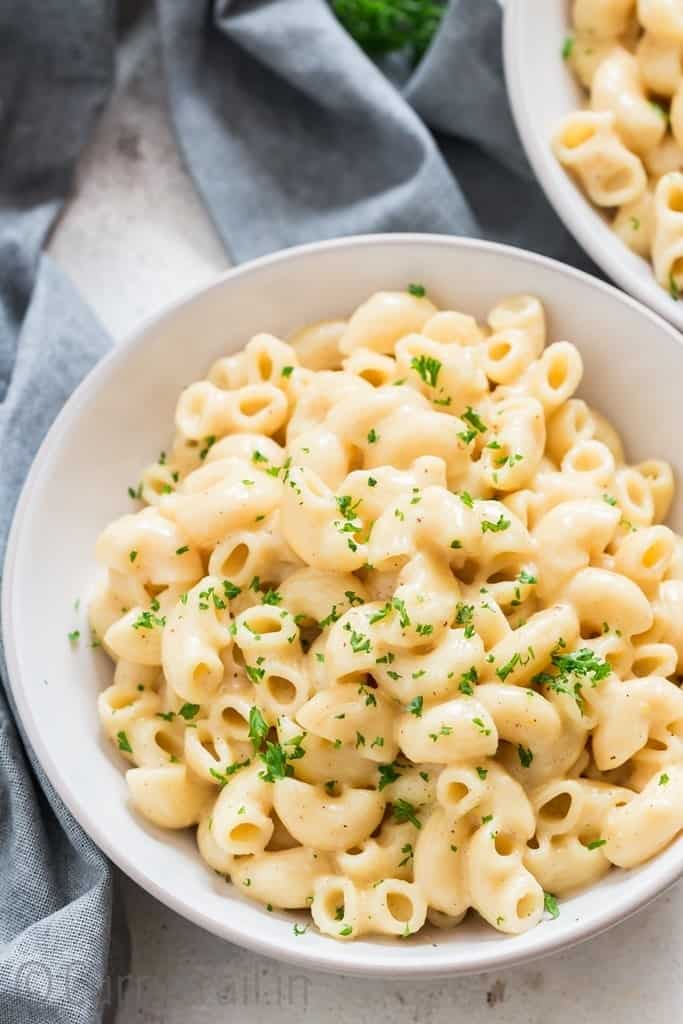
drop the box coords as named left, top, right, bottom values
left=0, top=1, right=595, bottom=1020
left=158, top=0, right=595, bottom=269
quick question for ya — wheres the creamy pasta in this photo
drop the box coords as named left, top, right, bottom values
left=554, top=0, right=683, bottom=298
left=90, top=286, right=683, bottom=941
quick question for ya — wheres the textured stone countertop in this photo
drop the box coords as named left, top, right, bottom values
left=49, top=9, right=682, bottom=1023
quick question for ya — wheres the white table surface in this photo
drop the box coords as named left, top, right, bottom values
left=48, top=10, right=683, bottom=1022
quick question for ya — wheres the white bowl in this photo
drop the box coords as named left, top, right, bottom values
left=4, top=235, right=683, bottom=978
left=503, top=0, right=683, bottom=332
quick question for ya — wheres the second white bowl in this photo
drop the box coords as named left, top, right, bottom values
left=503, top=0, right=683, bottom=332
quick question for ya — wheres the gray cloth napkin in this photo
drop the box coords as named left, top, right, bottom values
left=0, top=1, right=594, bottom=1020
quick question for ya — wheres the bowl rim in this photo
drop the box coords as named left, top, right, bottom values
left=3, top=232, right=683, bottom=978
left=502, top=0, right=683, bottom=332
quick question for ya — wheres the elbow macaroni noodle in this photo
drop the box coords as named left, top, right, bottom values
left=554, top=0, right=683, bottom=298
left=90, top=286, right=683, bottom=941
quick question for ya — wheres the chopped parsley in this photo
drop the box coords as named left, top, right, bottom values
left=496, top=653, right=520, bottom=682
left=454, top=602, right=475, bottom=638
left=367, top=428, right=379, bottom=444
left=533, top=646, right=611, bottom=712
left=199, top=434, right=216, bottom=460
left=407, top=283, right=426, bottom=297
left=248, top=706, right=269, bottom=749
left=659, top=772, right=670, bottom=785
left=411, top=354, right=441, bottom=388
left=116, top=731, right=132, bottom=754
left=472, top=716, right=491, bottom=736
left=459, top=490, right=474, bottom=509
left=457, top=406, right=488, bottom=445
left=406, top=695, right=424, bottom=717
left=68, top=630, right=80, bottom=644
left=345, top=626, right=372, bottom=654
left=517, top=744, right=534, bottom=768
left=131, top=608, right=166, bottom=631
left=561, top=35, right=574, bottom=59
left=586, top=838, right=607, bottom=850
left=175, top=545, right=189, bottom=556
left=245, top=663, right=265, bottom=684
left=336, top=494, right=362, bottom=520
left=198, top=586, right=226, bottom=611
left=495, top=452, right=523, bottom=469
left=399, top=843, right=414, bottom=867
left=392, top=596, right=411, bottom=628
left=476, top=766, right=488, bottom=780
left=429, top=724, right=453, bottom=741
left=459, top=666, right=478, bottom=695
left=543, top=892, right=560, bottom=919
left=129, top=550, right=138, bottom=563
left=481, top=514, right=510, bottom=533
left=392, top=798, right=422, bottom=829
left=209, top=759, right=251, bottom=786
left=378, top=761, right=402, bottom=790
left=358, top=682, right=377, bottom=706
left=332, top=2, right=444, bottom=64
left=178, top=703, right=200, bottom=721
left=258, top=736, right=305, bottom=782
left=281, top=365, right=294, bottom=378
left=319, top=605, right=341, bottom=628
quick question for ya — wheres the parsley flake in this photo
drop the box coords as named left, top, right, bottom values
left=543, top=892, right=560, bottom=919
left=410, top=354, right=441, bottom=388
left=392, top=798, right=422, bottom=829
left=378, top=761, right=402, bottom=791
left=517, top=744, right=534, bottom=768
left=481, top=514, right=510, bottom=533
left=406, top=695, right=424, bottom=717
left=117, top=731, right=132, bottom=754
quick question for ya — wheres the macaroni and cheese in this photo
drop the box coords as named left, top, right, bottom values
left=554, top=0, right=683, bottom=298
left=90, top=286, right=683, bottom=940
